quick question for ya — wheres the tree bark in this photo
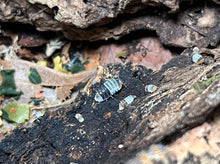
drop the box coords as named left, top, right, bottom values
left=0, top=0, right=220, bottom=47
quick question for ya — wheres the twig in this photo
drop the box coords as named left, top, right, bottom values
left=182, top=23, right=206, bottom=37
left=31, top=97, right=74, bottom=110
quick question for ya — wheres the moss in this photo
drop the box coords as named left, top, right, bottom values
left=193, top=74, right=220, bottom=93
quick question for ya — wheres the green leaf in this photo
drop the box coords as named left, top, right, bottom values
left=0, top=88, right=23, bottom=100
left=82, top=60, right=89, bottom=65
left=115, top=51, right=127, bottom=58
left=0, top=69, right=16, bottom=88
left=30, top=97, right=40, bottom=105
left=63, top=62, right=85, bottom=74
left=0, top=69, right=23, bottom=100
left=2, top=102, right=30, bottom=124
left=28, top=67, right=42, bottom=84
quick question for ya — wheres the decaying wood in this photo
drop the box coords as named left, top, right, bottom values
left=123, top=62, right=220, bottom=148
left=126, top=121, right=220, bottom=163
left=0, top=1, right=220, bottom=47
left=103, top=49, right=220, bottom=163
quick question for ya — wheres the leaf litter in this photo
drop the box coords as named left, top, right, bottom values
left=0, top=40, right=97, bottom=135
left=3, top=59, right=96, bottom=105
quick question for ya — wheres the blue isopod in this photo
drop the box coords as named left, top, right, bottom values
left=192, top=53, right=204, bottom=64
left=119, top=95, right=136, bottom=110
left=192, top=47, right=204, bottom=64
left=95, top=78, right=123, bottom=102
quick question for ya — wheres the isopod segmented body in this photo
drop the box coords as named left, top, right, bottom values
left=192, top=53, right=204, bottom=64
left=145, top=84, right=158, bottom=93
left=95, top=78, right=123, bottom=102
left=119, top=95, right=136, bottom=110
left=192, top=47, right=204, bottom=64
left=75, top=113, right=84, bottom=123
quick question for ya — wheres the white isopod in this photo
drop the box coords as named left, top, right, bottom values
left=119, top=95, right=136, bottom=110
left=75, top=113, right=84, bottom=123
left=145, top=84, right=158, bottom=93
left=192, top=47, right=204, bottom=64
left=95, top=78, right=123, bottom=102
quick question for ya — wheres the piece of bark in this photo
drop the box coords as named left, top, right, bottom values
left=0, top=1, right=220, bottom=48
left=126, top=117, right=220, bottom=163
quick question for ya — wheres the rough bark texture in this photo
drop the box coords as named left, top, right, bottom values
left=0, top=48, right=220, bottom=163
left=0, top=0, right=220, bottom=47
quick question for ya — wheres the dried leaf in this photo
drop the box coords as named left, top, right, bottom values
left=127, top=37, right=173, bottom=70
left=56, top=85, right=72, bottom=101
left=2, top=102, right=30, bottom=124
left=99, top=44, right=124, bottom=65
left=0, top=60, right=11, bottom=70
left=95, top=37, right=173, bottom=70
left=82, top=50, right=100, bottom=70
left=4, top=59, right=96, bottom=104
left=61, top=42, right=72, bottom=64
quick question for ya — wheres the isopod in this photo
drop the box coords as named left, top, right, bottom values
left=192, top=53, right=204, bottom=64
left=94, top=78, right=123, bottom=102
left=192, top=47, right=204, bottom=64
left=193, top=47, right=199, bottom=53
left=119, top=95, right=136, bottom=110
left=118, top=144, right=124, bottom=149
left=145, top=84, right=158, bottom=93
left=75, top=113, right=84, bottom=123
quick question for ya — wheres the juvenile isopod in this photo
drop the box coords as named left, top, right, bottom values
left=94, top=78, right=123, bottom=102
left=192, top=53, right=204, bottom=64
left=145, top=84, right=158, bottom=93
left=75, top=113, right=84, bottom=123
left=192, top=47, right=204, bottom=64
left=119, top=95, right=136, bottom=111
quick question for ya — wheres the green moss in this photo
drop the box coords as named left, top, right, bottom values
left=115, top=51, right=127, bottom=58
left=193, top=74, right=220, bottom=93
